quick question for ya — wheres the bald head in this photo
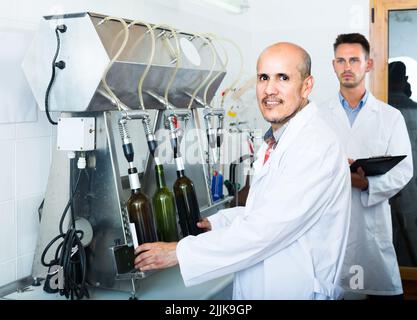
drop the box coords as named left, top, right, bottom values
left=257, top=42, right=311, bottom=80
left=256, top=42, right=314, bottom=130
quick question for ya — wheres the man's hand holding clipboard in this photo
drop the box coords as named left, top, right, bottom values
left=349, top=158, right=369, bottom=191
left=348, top=155, right=407, bottom=190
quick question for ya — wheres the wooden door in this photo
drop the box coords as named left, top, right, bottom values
left=370, top=0, right=417, bottom=299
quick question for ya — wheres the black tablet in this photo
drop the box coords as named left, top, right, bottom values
left=350, top=155, right=407, bottom=176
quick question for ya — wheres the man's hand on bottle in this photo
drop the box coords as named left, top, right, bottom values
left=134, top=219, right=212, bottom=272
left=197, top=218, right=212, bottom=231
left=134, top=242, right=178, bottom=271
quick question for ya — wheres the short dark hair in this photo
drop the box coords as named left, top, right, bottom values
left=333, top=33, right=370, bottom=58
left=299, top=50, right=311, bottom=80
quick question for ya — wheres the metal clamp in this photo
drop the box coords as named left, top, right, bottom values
left=203, top=107, right=225, bottom=118
left=119, top=109, right=150, bottom=121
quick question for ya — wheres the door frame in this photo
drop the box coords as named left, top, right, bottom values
left=370, top=0, right=417, bottom=286
left=370, top=0, right=417, bottom=102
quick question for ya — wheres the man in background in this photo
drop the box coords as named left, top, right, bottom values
left=320, top=33, right=413, bottom=299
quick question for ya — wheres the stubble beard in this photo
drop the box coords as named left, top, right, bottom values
left=341, top=81, right=359, bottom=89
left=340, top=73, right=366, bottom=89
left=262, top=98, right=308, bottom=126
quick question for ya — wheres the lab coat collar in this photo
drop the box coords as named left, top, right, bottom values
left=276, top=101, right=318, bottom=152
left=251, top=102, right=318, bottom=186
left=350, top=93, right=379, bottom=131
left=329, top=91, right=379, bottom=112
left=364, top=92, right=380, bottom=112
left=328, top=92, right=379, bottom=132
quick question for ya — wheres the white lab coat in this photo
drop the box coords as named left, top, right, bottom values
left=319, top=93, right=413, bottom=295
left=176, top=102, right=351, bottom=299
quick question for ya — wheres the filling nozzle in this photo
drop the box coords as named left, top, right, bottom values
left=216, top=114, right=224, bottom=149
left=146, top=90, right=185, bottom=155
left=216, top=115, right=225, bottom=166
left=119, top=118, right=134, bottom=165
left=142, top=116, right=159, bottom=164
left=166, top=115, right=180, bottom=158
left=164, top=109, right=191, bottom=157
left=202, top=108, right=225, bottom=165
left=204, top=114, right=218, bottom=164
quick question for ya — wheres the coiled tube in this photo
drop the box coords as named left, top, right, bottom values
left=142, top=117, right=158, bottom=159
left=119, top=119, right=134, bottom=164
left=119, top=119, right=130, bottom=144
left=142, top=117, right=153, bottom=136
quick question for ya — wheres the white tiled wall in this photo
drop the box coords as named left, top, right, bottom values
left=17, top=253, right=35, bottom=280
left=16, top=137, right=51, bottom=199
left=0, top=109, right=52, bottom=287
left=0, top=141, right=15, bottom=203
left=17, top=195, right=44, bottom=256
left=0, top=201, right=16, bottom=265
left=0, top=260, right=17, bottom=288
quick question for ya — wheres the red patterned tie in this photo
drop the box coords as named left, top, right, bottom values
left=263, top=137, right=276, bottom=165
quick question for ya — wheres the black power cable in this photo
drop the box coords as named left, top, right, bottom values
left=41, top=165, right=89, bottom=300
left=44, top=24, right=67, bottom=126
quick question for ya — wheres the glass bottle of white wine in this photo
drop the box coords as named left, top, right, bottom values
left=153, top=164, right=179, bottom=241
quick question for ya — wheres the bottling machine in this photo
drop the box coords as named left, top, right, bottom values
left=22, top=12, right=230, bottom=297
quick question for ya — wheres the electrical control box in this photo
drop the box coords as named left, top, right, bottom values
left=57, top=117, right=95, bottom=151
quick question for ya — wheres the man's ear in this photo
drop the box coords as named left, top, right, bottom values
left=332, top=59, right=337, bottom=72
left=302, top=75, right=314, bottom=99
left=366, top=58, right=374, bottom=72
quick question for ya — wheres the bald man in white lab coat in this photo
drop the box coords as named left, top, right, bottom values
left=134, top=42, right=351, bottom=300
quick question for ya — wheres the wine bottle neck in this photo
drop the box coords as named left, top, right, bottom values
left=176, top=170, right=185, bottom=178
left=131, top=187, right=141, bottom=194
left=155, top=164, right=167, bottom=188
left=128, top=168, right=141, bottom=191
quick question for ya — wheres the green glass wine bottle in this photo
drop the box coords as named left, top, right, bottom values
left=126, top=167, right=158, bottom=246
left=153, top=164, right=179, bottom=242
left=173, top=156, right=204, bottom=237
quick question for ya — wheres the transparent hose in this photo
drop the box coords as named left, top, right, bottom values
left=97, top=16, right=130, bottom=111
left=217, top=37, right=244, bottom=108
left=203, top=34, right=229, bottom=106
left=128, top=20, right=156, bottom=110
left=182, top=33, right=217, bottom=110
left=154, top=24, right=181, bottom=109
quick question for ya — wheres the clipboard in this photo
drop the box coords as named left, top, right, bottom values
left=350, top=155, right=407, bottom=176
